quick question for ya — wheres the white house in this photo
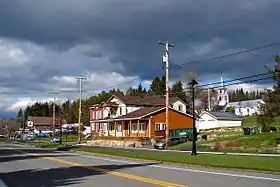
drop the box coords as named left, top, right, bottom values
left=226, top=99, right=264, bottom=116
left=90, top=95, right=188, bottom=136
left=197, top=111, right=244, bottom=132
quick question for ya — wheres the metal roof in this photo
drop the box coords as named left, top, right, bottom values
left=226, top=99, right=264, bottom=108
left=204, top=111, right=244, bottom=121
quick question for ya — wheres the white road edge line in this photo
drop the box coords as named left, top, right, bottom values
left=0, top=179, right=8, bottom=187
left=74, top=153, right=280, bottom=182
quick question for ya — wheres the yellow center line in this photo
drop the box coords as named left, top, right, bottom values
left=7, top=148, right=187, bottom=187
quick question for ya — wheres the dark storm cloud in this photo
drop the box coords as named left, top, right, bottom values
left=0, top=0, right=280, bottom=83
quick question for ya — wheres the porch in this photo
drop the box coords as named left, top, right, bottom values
left=91, top=119, right=150, bottom=138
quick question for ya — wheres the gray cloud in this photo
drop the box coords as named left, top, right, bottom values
left=0, top=0, right=280, bottom=115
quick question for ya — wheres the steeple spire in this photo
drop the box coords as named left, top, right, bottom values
left=220, top=73, right=224, bottom=87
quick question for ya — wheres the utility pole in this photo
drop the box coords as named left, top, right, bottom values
left=51, top=92, right=58, bottom=138
left=21, top=108, right=25, bottom=139
left=208, top=87, right=211, bottom=111
left=76, top=76, right=86, bottom=144
left=159, top=41, right=174, bottom=149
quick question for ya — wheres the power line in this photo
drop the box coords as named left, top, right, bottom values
left=197, top=72, right=272, bottom=88
left=83, top=41, right=280, bottom=94
left=171, top=41, right=280, bottom=68
left=169, top=75, right=273, bottom=97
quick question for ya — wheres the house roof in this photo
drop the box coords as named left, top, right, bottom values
left=108, top=95, right=186, bottom=107
left=114, top=106, right=163, bottom=120
left=201, top=111, right=244, bottom=121
left=93, top=106, right=194, bottom=122
left=27, top=116, right=65, bottom=125
left=226, top=99, right=264, bottom=108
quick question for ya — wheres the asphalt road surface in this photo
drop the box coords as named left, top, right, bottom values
left=0, top=143, right=280, bottom=187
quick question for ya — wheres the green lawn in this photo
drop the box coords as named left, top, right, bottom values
left=75, top=147, right=280, bottom=172
left=243, top=115, right=280, bottom=128
left=169, top=114, right=280, bottom=152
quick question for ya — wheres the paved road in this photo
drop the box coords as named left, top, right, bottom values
left=0, top=143, right=280, bottom=187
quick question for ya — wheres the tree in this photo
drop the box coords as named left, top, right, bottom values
left=171, top=81, right=186, bottom=102
left=257, top=55, right=280, bottom=131
left=17, top=109, right=23, bottom=118
left=149, top=76, right=166, bottom=96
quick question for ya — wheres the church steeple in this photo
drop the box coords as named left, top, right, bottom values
left=220, top=73, right=224, bottom=88
left=217, top=73, right=229, bottom=107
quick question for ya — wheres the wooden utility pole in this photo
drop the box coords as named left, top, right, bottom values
left=51, top=92, right=58, bottom=137
left=76, top=76, right=86, bottom=144
left=21, top=108, right=25, bottom=138
left=159, top=41, right=174, bottom=149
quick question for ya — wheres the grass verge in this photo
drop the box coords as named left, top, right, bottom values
left=74, top=146, right=280, bottom=173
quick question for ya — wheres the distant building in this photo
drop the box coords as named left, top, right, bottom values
left=217, top=75, right=229, bottom=107
left=226, top=99, right=264, bottom=116
left=26, top=116, right=66, bottom=131
left=197, top=111, right=244, bottom=132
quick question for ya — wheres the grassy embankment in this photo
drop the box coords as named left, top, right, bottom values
left=169, top=116, right=280, bottom=153
left=75, top=146, right=280, bottom=172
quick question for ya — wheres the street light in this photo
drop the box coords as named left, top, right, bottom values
left=188, top=78, right=198, bottom=155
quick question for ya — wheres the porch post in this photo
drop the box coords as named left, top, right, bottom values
left=122, top=121, right=124, bottom=137
left=114, top=121, right=117, bottom=136
left=108, top=122, right=110, bottom=136
left=129, top=120, right=132, bottom=136
left=137, top=120, right=140, bottom=137
left=148, top=118, right=151, bottom=138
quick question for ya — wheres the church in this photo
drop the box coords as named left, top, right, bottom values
left=207, top=75, right=264, bottom=116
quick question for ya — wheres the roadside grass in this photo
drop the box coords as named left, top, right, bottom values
left=169, top=132, right=280, bottom=152
left=0, top=138, right=15, bottom=143
left=35, top=134, right=79, bottom=142
left=74, top=146, right=280, bottom=172
left=168, top=134, right=243, bottom=151
left=169, top=115, right=280, bottom=152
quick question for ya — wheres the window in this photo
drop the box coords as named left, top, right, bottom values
left=131, top=124, right=137, bottom=131
left=96, top=111, right=102, bottom=119
left=139, top=124, right=147, bottom=132
left=119, top=107, right=122, bottom=115
left=178, top=104, right=183, bottom=111
left=126, top=108, right=128, bottom=114
left=117, top=124, right=122, bottom=132
left=155, top=123, right=166, bottom=131
left=131, top=123, right=147, bottom=132
left=92, top=111, right=95, bottom=120
left=109, top=124, right=114, bottom=131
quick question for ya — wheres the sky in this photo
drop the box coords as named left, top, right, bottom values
left=0, top=0, right=279, bottom=117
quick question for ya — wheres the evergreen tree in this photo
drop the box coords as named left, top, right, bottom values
left=171, top=81, right=186, bottom=103
left=149, top=76, right=165, bottom=96
left=17, top=109, right=23, bottom=118
left=257, top=55, right=280, bottom=131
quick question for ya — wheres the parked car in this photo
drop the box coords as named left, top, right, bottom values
left=154, top=138, right=184, bottom=149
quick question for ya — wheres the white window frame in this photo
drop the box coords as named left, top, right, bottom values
left=131, top=124, right=138, bottom=132
left=117, top=124, right=122, bottom=132
left=139, top=123, right=147, bottom=132
left=155, top=123, right=166, bottom=131
left=178, top=104, right=183, bottom=111
left=131, top=123, right=146, bottom=133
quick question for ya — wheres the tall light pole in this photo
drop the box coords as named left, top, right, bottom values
left=158, top=41, right=174, bottom=149
left=188, top=78, right=198, bottom=155
left=76, top=76, right=86, bottom=144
